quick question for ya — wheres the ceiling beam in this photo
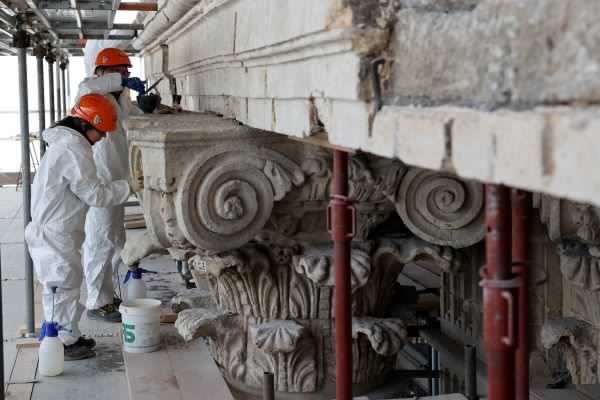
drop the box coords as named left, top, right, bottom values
left=118, top=2, right=157, bottom=12
left=106, top=0, right=120, bottom=39
left=38, top=1, right=112, bottom=11
left=24, top=0, right=59, bottom=42
left=69, top=0, right=84, bottom=40
left=0, top=9, right=16, bottom=27
left=52, top=21, right=143, bottom=31
left=0, top=39, right=15, bottom=54
left=58, top=33, right=133, bottom=40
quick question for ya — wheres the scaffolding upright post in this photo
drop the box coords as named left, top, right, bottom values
left=481, top=185, right=518, bottom=400
left=512, top=190, right=531, bottom=400
left=329, top=150, right=354, bottom=400
left=60, top=60, right=67, bottom=118
left=13, top=29, right=35, bottom=337
left=55, top=56, right=61, bottom=119
left=46, top=52, right=55, bottom=125
left=34, top=45, right=46, bottom=156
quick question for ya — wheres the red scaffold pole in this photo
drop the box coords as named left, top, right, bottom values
left=481, top=185, right=518, bottom=400
left=512, top=189, right=531, bottom=400
left=330, top=150, right=353, bottom=400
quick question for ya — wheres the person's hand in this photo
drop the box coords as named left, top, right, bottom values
left=122, top=77, right=146, bottom=95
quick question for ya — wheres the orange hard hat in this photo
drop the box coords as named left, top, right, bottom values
left=95, top=48, right=132, bottom=71
left=70, top=94, right=118, bottom=133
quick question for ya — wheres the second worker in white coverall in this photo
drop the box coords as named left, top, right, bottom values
left=76, top=48, right=146, bottom=322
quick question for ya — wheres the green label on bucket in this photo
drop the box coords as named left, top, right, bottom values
left=122, top=323, right=136, bottom=344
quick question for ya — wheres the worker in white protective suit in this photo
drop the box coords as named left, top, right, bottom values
left=76, top=47, right=146, bottom=323
left=25, top=94, right=131, bottom=361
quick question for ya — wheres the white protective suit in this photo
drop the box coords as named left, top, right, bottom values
left=76, top=73, right=142, bottom=310
left=25, top=126, right=130, bottom=345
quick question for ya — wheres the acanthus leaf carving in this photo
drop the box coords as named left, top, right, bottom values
left=352, top=318, right=407, bottom=356
left=536, top=195, right=600, bottom=291
left=541, top=318, right=599, bottom=384
left=174, top=307, right=235, bottom=342
left=250, top=320, right=306, bottom=353
left=292, top=243, right=372, bottom=291
left=373, top=237, right=463, bottom=274
left=559, top=240, right=600, bottom=291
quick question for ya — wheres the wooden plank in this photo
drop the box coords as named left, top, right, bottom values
left=15, top=339, right=40, bottom=349
left=124, top=220, right=146, bottom=229
left=6, top=346, right=38, bottom=399
left=164, top=327, right=234, bottom=400
left=159, top=312, right=177, bottom=324
left=123, top=341, right=182, bottom=400
left=124, top=325, right=234, bottom=400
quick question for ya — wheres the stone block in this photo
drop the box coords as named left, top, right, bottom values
left=390, top=0, right=600, bottom=108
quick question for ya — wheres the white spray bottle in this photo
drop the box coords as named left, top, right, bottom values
left=124, top=266, right=156, bottom=301
left=38, top=288, right=64, bottom=376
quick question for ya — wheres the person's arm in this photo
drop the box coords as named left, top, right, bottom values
left=63, top=148, right=131, bottom=207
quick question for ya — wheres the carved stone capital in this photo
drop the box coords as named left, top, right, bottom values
left=535, top=195, right=600, bottom=291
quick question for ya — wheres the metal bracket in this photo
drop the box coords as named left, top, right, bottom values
left=371, top=57, right=386, bottom=112
left=326, top=200, right=356, bottom=239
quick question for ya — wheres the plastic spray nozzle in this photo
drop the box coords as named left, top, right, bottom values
left=124, top=267, right=157, bottom=284
left=39, top=321, right=60, bottom=340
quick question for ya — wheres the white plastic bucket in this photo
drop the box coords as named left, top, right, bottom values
left=119, top=298, right=162, bottom=353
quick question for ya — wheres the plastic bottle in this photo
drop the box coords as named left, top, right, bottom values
left=38, top=321, right=64, bottom=377
left=124, top=268, right=156, bottom=301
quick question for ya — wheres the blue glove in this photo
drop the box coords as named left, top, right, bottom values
left=122, top=77, right=146, bottom=95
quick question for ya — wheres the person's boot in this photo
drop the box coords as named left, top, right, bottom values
left=113, top=297, right=122, bottom=308
left=74, top=336, right=96, bottom=349
left=87, top=303, right=122, bottom=322
left=64, top=341, right=96, bottom=361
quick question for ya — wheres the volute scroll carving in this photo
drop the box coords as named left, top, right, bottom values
left=395, top=169, right=485, bottom=248
left=175, top=145, right=305, bottom=253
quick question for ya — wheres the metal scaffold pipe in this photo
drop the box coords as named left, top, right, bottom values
left=262, top=372, right=274, bottom=400
left=481, top=185, right=518, bottom=400
left=55, top=58, right=61, bottom=119
left=0, top=247, right=4, bottom=400
left=329, top=150, right=353, bottom=400
left=512, top=189, right=531, bottom=400
left=46, top=53, right=55, bottom=125
left=34, top=46, right=46, bottom=156
left=13, top=30, right=35, bottom=336
left=464, top=345, right=478, bottom=400
left=60, top=61, right=67, bottom=119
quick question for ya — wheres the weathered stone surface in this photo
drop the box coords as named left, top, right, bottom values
left=138, top=0, right=600, bottom=209
left=535, top=195, right=600, bottom=291
left=250, top=320, right=306, bottom=354
left=126, top=111, right=482, bottom=398
left=541, top=318, right=599, bottom=384
left=170, top=288, right=215, bottom=313
left=390, top=0, right=600, bottom=108
left=174, top=308, right=233, bottom=342
left=368, top=106, right=600, bottom=208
